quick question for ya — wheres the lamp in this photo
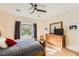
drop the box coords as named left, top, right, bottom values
left=40, top=35, right=44, bottom=41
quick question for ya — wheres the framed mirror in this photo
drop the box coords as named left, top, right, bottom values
left=49, top=21, right=63, bottom=34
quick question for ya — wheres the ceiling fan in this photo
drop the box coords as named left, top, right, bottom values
left=30, top=3, right=47, bottom=14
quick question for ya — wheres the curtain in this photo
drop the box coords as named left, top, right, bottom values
left=33, top=23, right=37, bottom=40
left=14, top=21, right=20, bottom=39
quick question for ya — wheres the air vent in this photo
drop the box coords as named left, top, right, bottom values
left=16, top=9, right=21, bottom=12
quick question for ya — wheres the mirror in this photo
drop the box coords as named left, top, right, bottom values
left=49, top=21, right=63, bottom=35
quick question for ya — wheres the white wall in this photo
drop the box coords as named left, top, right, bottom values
left=37, top=7, right=79, bottom=52
left=62, top=8, right=79, bottom=52
left=0, top=11, right=37, bottom=39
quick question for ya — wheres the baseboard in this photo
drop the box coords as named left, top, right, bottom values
left=65, top=48, right=79, bottom=56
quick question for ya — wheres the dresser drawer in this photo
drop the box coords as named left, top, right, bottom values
left=46, top=34, right=64, bottom=50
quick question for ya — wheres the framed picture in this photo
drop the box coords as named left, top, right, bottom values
left=49, top=21, right=63, bottom=34
left=69, top=25, right=77, bottom=30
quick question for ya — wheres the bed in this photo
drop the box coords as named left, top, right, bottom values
left=0, top=38, right=45, bottom=56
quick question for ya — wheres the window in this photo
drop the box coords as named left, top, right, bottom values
left=20, top=23, right=33, bottom=39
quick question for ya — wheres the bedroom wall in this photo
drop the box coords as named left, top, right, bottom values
left=0, top=11, right=37, bottom=39
left=37, top=6, right=79, bottom=52
left=0, top=6, right=79, bottom=52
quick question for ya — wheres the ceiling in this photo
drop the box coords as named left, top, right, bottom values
left=0, top=3, right=79, bottom=20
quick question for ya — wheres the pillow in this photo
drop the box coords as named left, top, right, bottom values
left=21, top=35, right=33, bottom=39
left=0, top=37, right=8, bottom=48
left=6, top=38, right=16, bottom=46
left=16, top=37, right=36, bottom=43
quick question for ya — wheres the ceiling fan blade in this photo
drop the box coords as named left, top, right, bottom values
left=30, top=3, right=35, bottom=8
left=30, top=3, right=47, bottom=14
left=30, top=10, right=35, bottom=14
left=34, top=4, right=37, bottom=8
left=30, top=3, right=37, bottom=10
left=36, top=9, right=46, bottom=13
left=30, top=3, right=33, bottom=6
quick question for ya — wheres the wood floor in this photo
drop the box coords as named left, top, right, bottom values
left=47, top=48, right=79, bottom=56
left=46, top=43, right=79, bottom=56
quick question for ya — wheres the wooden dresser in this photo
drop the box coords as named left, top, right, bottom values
left=46, top=34, right=65, bottom=50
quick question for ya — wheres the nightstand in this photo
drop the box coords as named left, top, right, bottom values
left=39, top=40, right=45, bottom=47
left=39, top=35, right=45, bottom=47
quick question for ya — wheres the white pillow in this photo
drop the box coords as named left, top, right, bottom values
left=0, top=37, right=8, bottom=48
left=21, top=35, right=33, bottom=39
